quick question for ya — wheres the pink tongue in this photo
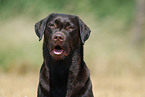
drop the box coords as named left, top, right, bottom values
left=54, top=49, right=63, bottom=55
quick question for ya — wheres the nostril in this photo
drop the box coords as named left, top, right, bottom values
left=59, top=36, right=63, bottom=41
left=53, top=36, right=57, bottom=41
left=54, top=36, right=57, bottom=39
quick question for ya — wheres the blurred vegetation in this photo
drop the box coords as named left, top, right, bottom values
left=0, top=0, right=135, bottom=20
left=0, top=0, right=145, bottom=76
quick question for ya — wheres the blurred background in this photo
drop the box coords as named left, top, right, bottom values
left=0, top=0, right=145, bottom=97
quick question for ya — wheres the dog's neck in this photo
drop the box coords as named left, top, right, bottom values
left=42, top=43, right=83, bottom=96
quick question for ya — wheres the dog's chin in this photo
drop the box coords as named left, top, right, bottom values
left=50, top=46, right=70, bottom=60
left=51, top=54, right=65, bottom=60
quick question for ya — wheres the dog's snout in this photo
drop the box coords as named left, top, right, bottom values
left=52, top=32, right=66, bottom=42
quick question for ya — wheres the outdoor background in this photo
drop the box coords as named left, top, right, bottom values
left=0, top=0, right=145, bottom=97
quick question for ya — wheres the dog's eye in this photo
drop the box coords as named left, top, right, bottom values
left=49, top=23, right=57, bottom=28
left=66, top=26, right=74, bottom=30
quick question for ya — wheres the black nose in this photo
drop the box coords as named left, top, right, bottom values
left=52, top=32, right=65, bottom=42
left=54, top=34, right=63, bottom=41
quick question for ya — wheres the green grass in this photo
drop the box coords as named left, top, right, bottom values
left=0, top=15, right=144, bottom=76
left=0, top=1, right=145, bottom=96
left=0, top=0, right=144, bottom=76
left=0, top=17, right=42, bottom=72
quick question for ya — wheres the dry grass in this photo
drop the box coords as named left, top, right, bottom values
left=0, top=73, right=38, bottom=97
left=0, top=73, right=145, bottom=97
left=92, top=75, right=145, bottom=97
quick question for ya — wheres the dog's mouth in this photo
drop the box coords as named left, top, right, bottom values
left=50, top=44, right=70, bottom=60
left=53, top=45, right=63, bottom=55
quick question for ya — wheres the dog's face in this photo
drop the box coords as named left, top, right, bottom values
left=45, top=15, right=80, bottom=60
left=35, top=13, right=91, bottom=60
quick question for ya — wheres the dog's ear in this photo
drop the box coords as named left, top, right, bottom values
left=77, top=16, right=91, bottom=44
left=35, top=14, right=53, bottom=41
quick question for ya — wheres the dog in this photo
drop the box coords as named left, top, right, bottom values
left=35, top=13, right=94, bottom=97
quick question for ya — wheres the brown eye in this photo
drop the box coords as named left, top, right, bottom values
left=66, top=26, right=74, bottom=30
left=49, top=23, right=57, bottom=28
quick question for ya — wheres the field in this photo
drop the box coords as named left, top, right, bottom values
left=0, top=15, right=145, bottom=97
left=0, top=73, right=38, bottom=97
left=0, top=0, right=145, bottom=96
left=0, top=73, right=145, bottom=97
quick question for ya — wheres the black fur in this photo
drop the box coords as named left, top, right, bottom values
left=35, top=13, right=94, bottom=97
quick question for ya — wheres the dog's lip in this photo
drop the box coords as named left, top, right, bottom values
left=53, top=45, right=63, bottom=55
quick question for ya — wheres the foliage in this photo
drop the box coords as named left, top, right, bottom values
left=0, top=0, right=144, bottom=76
left=0, top=0, right=135, bottom=20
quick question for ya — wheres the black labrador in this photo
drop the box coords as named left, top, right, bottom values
left=35, top=13, right=94, bottom=97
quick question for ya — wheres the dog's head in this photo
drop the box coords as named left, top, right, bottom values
left=35, top=13, right=91, bottom=60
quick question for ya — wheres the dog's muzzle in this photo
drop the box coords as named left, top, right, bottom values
left=51, top=32, right=66, bottom=55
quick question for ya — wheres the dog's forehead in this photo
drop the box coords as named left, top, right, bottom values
left=49, top=14, right=77, bottom=23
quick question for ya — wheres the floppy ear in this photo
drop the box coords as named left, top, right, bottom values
left=35, top=14, right=52, bottom=41
left=77, top=16, right=91, bottom=44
